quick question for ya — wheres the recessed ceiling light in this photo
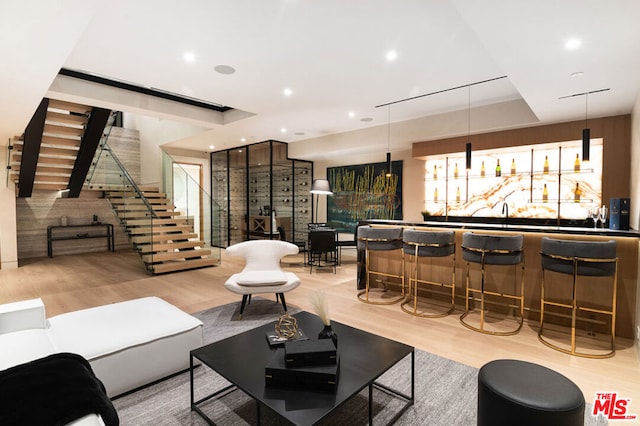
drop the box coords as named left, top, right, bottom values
left=240, top=138, right=246, bottom=142
left=208, top=145, right=215, bottom=150
left=281, top=128, right=287, bottom=133
left=348, top=111, right=355, bottom=118
left=183, top=51, right=196, bottom=63
left=565, top=38, right=582, bottom=50
left=386, top=50, right=398, bottom=61
left=214, top=64, right=236, bottom=75
left=360, top=117, right=373, bottom=122
left=570, top=71, right=584, bottom=78
left=283, top=88, right=293, bottom=96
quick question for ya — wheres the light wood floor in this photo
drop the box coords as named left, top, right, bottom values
left=1, top=248, right=639, bottom=419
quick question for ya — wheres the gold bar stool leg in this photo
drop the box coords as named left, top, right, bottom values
left=459, top=232, right=524, bottom=336
left=400, top=230, right=455, bottom=318
left=538, top=237, right=617, bottom=358
left=356, top=226, right=405, bottom=305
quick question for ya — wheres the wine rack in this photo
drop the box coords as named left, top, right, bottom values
left=211, top=141, right=313, bottom=247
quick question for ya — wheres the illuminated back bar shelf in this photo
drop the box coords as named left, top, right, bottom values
left=424, top=139, right=603, bottom=223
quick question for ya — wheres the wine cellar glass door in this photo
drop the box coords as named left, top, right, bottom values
left=212, top=140, right=313, bottom=247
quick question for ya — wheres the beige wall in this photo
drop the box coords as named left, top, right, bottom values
left=123, top=113, right=208, bottom=187
left=0, top=148, right=18, bottom=269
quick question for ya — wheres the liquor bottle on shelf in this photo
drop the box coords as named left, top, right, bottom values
left=574, top=154, right=581, bottom=172
left=258, top=207, right=263, bottom=216
left=433, top=165, right=438, bottom=180
left=574, top=182, right=581, bottom=202
left=543, top=156, right=549, bottom=173
left=454, top=163, right=459, bottom=179
left=510, top=159, right=516, bottom=175
left=495, top=159, right=501, bottom=177
left=542, top=184, right=548, bottom=202
left=480, top=161, right=485, bottom=177
left=456, top=187, right=461, bottom=203
left=434, top=187, right=438, bottom=202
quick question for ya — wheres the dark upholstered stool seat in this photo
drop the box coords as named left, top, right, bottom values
left=478, top=359, right=585, bottom=426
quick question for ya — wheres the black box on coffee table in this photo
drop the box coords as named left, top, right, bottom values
left=284, top=338, right=337, bottom=367
left=265, top=348, right=339, bottom=392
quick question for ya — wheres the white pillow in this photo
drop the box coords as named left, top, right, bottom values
left=236, top=270, right=287, bottom=286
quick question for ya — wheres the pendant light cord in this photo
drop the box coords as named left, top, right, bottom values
left=585, top=92, right=589, bottom=128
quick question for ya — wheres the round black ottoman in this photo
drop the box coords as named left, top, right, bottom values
left=478, top=359, right=585, bottom=426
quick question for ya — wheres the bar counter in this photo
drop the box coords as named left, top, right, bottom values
left=357, top=219, right=639, bottom=339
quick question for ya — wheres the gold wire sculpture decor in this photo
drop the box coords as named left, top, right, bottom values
left=275, top=312, right=299, bottom=340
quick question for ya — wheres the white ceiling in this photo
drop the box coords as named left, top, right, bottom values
left=2, top=0, right=639, bottom=159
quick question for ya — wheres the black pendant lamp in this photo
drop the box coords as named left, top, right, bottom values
left=385, top=106, right=392, bottom=177
left=582, top=93, right=590, bottom=162
left=465, top=86, right=472, bottom=170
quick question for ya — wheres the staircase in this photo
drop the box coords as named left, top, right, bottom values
left=9, top=99, right=110, bottom=196
left=104, top=186, right=218, bottom=274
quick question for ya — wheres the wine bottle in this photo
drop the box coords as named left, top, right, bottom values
left=542, top=184, right=548, bottom=202
left=454, top=163, right=459, bottom=179
left=480, top=161, right=485, bottom=177
left=574, top=182, right=581, bottom=202
left=495, top=159, right=501, bottom=177
left=543, top=156, right=549, bottom=173
left=433, top=165, right=438, bottom=180
left=574, top=154, right=581, bottom=172
left=434, top=187, right=438, bottom=202
left=510, top=159, right=516, bottom=175
left=456, top=187, right=461, bottom=203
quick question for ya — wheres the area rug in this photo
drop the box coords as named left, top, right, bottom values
left=112, top=298, right=607, bottom=425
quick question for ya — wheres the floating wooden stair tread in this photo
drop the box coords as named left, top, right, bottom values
left=136, top=240, right=204, bottom=253
left=46, top=111, right=89, bottom=125
left=32, top=183, right=68, bottom=191
left=151, top=257, right=218, bottom=274
left=43, top=123, right=84, bottom=137
left=131, top=232, right=198, bottom=244
left=48, top=99, right=92, bottom=115
left=127, top=225, right=193, bottom=235
left=142, top=248, right=211, bottom=263
left=125, top=218, right=187, bottom=226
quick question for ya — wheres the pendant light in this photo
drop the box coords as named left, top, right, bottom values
left=559, top=88, right=609, bottom=162
left=465, top=85, right=472, bottom=170
left=582, top=92, right=590, bottom=162
left=385, top=105, right=392, bottom=177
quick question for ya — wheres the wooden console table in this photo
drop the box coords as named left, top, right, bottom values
left=47, top=224, right=115, bottom=257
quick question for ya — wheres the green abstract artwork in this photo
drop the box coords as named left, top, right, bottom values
left=327, top=160, right=403, bottom=233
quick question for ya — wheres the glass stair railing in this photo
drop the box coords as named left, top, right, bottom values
left=85, top=129, right=219, bottom=273
left=162, top=150, right=222, bottom=260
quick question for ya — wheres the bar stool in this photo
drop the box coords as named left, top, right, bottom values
left=357, top=225, right=405, bottom=304
left=401, top=229, right=455, bottom=317
left=539, top=237, right=618, bottom=358
left=460, top=232, right=525, bottom=335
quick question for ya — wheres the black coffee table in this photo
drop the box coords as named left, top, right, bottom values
left=190, top=311, right=414, bottom=425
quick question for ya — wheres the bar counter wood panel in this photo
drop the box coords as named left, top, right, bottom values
left=359, top=221, right=639, bottom=339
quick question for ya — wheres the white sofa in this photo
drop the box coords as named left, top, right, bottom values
left=0, top=296, right=203, bottom=398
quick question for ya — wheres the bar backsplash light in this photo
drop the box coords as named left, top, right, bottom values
left=423, top=139, right=603, bottom=220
